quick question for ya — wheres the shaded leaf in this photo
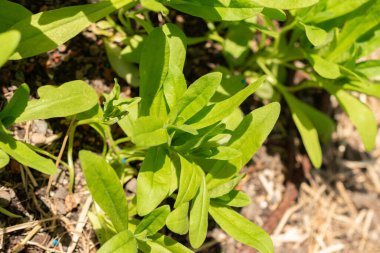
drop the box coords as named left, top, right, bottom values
left=0, top=83, right=29, bottom=127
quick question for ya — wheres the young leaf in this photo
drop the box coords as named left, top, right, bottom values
left=252, top=0, right=318, bottom=9
left=189, top=174, right=209, bottom=249
left=98, top=230, right=137, bottom=253
left=309, top=54, right=340, bottom=79
left=139, top=27, right=169, bottom=116
left=166, top=202, right=189, bottom=235
left=174, top=156, right=202, bottom=208
left=138, top=233, right=194, bottom=253
left=0, top=149, right=10, bottom=169
left=0, top=132, right=56, bottom=174
left=213, top=190, right=251, bottom=207
left=301, top=23, right=328, bottom=47
left=189, top=76, right=265, bottom=129
left=324, top=85, right=377, bottom=151
left=280, top=89, right=322, bottom=168
left=137, top=147, right=172, bottom=216
left=162, top=0, right=263, bottom=21
left=9, top=0, right=134, bottom=59
left=0, top=206, right=22, bottom=218
left=206, top=103, right=281, bottom=190
left=16, top=81, right=99, bottom=122
left=0, top=30, right=20, bottom=68
left=88, top=212, right=116, bottom=245
left=168, top=72, right=222, bottom=124
left=135, top=205, right=170, bottom=236
left=0, top=0, right=32, bottom=33
left=79, top=150, right=129, bottom=232
left=209, top=203, right=274, bottom=253
left=0, top=83, right=29, bottom=127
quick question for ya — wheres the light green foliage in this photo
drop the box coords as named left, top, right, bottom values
left=0, top=30, right=20, bottom=68
left=209, top=203, right=274, bottom=253
left=98, top=230, right=138, bottom=253
left=135, top=205, right=170, bottom=236
left=161, top=0, right=263, bottom=21
left=136, top=147, right=172, bottom=216
left=252, top=0, right=319, bottom=9
left=166, top=202, right=189, bottom=235
left=9, top=0, right=134, bottom=59
left=79, top=151, right=129, bottom=232
left=0, top=150, right=10, bottom=169
left=16, top=81, right=99, bottom=122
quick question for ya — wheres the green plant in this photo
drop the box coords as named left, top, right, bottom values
left=76, top=25, right=280, bottom=252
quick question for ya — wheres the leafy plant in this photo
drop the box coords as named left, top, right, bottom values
left=78, top=25, right=280, bottom=252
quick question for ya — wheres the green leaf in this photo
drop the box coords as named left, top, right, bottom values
left=305, top=0, right=370, bottom=23
left=121, top=34, right=144, bottom=64
left=189, top=174, right=209, bottom=249
left=141, top=0, right=169, bottom=14
left=206, top=102, right=280, bottom=189
left=194, top=146, right=242, bottom=160
left=189, top=76, right=265, bottom=129
left=98, top=230, right=137, bottom=253
left=174, top=155, right=202, bottom=208
left=166, top=202, right=189, bottom=235
left=139, top=27, right=169, bottom=116
left=0, top=30, right=20, bottom=68
left=162, top=24, right=187, bottom=110
left=130, top=116, right=168, bottom=147
left=0, top=206, right=22, bottom=218
left=213, top=190, right=251, bottom=207
left=135, top=205, right=170, bottom=236
left=324, top=85, right=377, bottom=151
left=357, top=60, right=380, bottom=80
left=0, top=131, right=56, bottom=174
left=280, top=88, right=322, bottom=168
left=0, top=83, right=29, bottom=127
left=327, top=1, right=380, bottom=62
left=309, top=54, right=340, bottom=79
left=9, top=0, right=134, bottom=59
left=168, top=72, right=222, bottom=124
left=223, top=22, right=253, bottom=67
left=16, top=81, right=99, bottom=122
left=102, top=81, right=140, bottom=124
left=161, top=0, right=263, bottom=21
left=261, top=8, right=286, bottom=21
left=138, top=233, right=194, bottom=253
left=209, top=203, right=274, bottom=253
left=342, top=82, right=380, bottom=98
left=79, top=150, right=129, bottom=232
left=208, top=174, right=245, bottom=198
left=137, top=147, right=172, bottom=216
left=252, top=0, right=318, bottom=9
left=301, top=23, right=328, bottom=47
left=88, top=212, right=116, bottom=245
left=0, top=149, right=9, bottom=169
left=104, top=40, right=140, bottom=87
left=0, top=0, right=32, bottom=33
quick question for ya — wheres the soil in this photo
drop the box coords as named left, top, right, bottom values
left=0, top=1, right=379, bottom=253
